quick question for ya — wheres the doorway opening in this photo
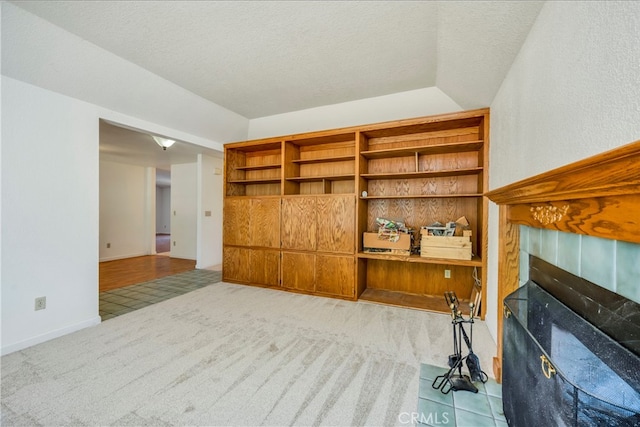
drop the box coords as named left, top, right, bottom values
left=98, top=119, right=219, bottom=296
left=155, top=168, right=171, bottom=256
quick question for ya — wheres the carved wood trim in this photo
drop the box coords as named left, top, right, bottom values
left=507, top=195, right=640, bottom=244
left=486, top=139, right=640, bottom=382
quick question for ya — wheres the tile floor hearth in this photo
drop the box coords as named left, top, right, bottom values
left=417, top=364, right=506, bottom=427
left=99, top=269, right=222, bottom=320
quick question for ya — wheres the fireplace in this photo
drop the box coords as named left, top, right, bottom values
left=502, top=255, right=640, bottom=426
left=486, top=139, right=640, bottom=384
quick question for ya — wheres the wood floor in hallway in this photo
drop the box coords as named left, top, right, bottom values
left=99, top=255, right=196, bottom=292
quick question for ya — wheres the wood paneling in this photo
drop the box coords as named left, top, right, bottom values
left=316, top=254, right=355, bottom=297
left=493, top=205, right=520, bottom=381
left=226, top=143, right=282, bottom=196
left=224, top=108, right=490, bottom=311
left=225, top=149, right=247, bottom=197
left=246, top=183, right=281, bottom=197
left=223, top=247, right=279, bottom=286
left=250, top=198, right=281, bottom=248
left=224, top=198, right=250, bottom=246
left=282, top=252, right=315, bottom=291
left=366, top=259, right=474, bottom=298
left=359, top=288, right=471, bottom=314
left=281, top=197, right=317, bottom=250
left=250, top=249, right=280, bottom=286
left=316, top=195, right=355, bottom=254
left=223, top=246, right=251, bottom=283
left=283, top=141, right=300, bottom=195
left=507, top=195, right=640, bottom=244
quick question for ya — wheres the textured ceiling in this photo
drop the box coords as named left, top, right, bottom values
left=9, top=1, right=544, bottom=119
left=8, top=1, right=544, bottom=176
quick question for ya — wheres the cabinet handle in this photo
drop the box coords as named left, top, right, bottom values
left=503, top=305, right=511, bottom=318
left=540, top=355, right=556, bottom=379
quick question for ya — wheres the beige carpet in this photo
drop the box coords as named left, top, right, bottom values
left=1, top=282, right=496, bottom=426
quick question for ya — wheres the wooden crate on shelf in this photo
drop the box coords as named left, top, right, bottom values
left=363, top=232, right=411, bottom=256
left=420, top=233, right=472, bottom=260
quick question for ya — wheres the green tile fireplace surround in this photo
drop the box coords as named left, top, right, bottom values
left=519, top=226, right=640, bottom=304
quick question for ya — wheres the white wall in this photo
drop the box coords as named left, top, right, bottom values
left=2, top=77, right=101, bottom=354
left=2, top=2, right=248, bottom=145
left=100, top=161, right=148, bottom=261
left=487, top=1, right=640, bottom=342
left=1, top=77, right=237, bottom=355
left=170, top=163, right=198, bottom=260
left=248, top=87, right=461, bottom=139
left=156, top=186, right=171, bottom=234
left=0, top=4, right=4, bottom=338
left=1, top=3, right=248, bottom=354
left=197, top=154, right=224, bottom=269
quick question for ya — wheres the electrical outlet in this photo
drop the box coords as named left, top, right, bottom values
left=173, top=241, right=176, bottom=246
left=106, top=243, right=111, bottom=248
left=444, top=269, right=451, bottom=279
left=35, top=296, right=47, bottom=311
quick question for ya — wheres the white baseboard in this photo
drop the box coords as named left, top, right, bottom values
left=1, top=316, right=102, bottom=356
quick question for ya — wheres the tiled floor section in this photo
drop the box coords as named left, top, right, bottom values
left=99, top=269, right=222, bottom=320
left=418, top=363, right=506, bottom=427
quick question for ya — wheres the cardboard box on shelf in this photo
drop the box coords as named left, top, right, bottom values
left=363, top=232, right=411, bottom=256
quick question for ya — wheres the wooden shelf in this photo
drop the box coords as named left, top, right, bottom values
left=230, top=141, right=282, bottom=152
left=292, top=155, right=355, bottom=164
left=228, top=177, right=282, bottom=185
left=361, top=193, right=483, bottom=200
left=235, top=163, right=281, bottom=171
left=286, top=174, right=355, bottom=182
left=361, top=167, right=483, bottom=180
left=224, top=108, right=489, bottom=315
left=359, top=288, right=471, bottom=314
left=358, top=252, right=483, bottom=267
left=360, top=140, right=484, bottom=159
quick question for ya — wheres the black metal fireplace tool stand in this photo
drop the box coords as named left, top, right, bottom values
left=432, top=291, right=488, bottom=394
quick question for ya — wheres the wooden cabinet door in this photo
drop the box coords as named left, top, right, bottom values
left=250, top=198, right=280, bottom=248
left=250, top=249, right=280, bottom=287
left=316, top=254, right=355, bottom=297
left=224, top=198, right=251, bottom=246
left=316, top=195, right=355, bottom=254
left=281, top=252, right=315, bottom=292
left=223, top=246, right=251, bottom=283
left=281, top=197, right=317, bottom=250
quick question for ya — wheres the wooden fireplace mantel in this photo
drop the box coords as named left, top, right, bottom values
left=485, top=139, right=640, bottom=381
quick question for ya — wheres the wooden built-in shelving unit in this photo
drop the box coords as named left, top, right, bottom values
left=223, top=108, right=490, bottom=316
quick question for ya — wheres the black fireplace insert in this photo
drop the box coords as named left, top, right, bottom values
left=502, top=256, right=640, bottom=426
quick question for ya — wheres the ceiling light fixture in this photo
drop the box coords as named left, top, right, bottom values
left=153, top=136, right=176, bottom=150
